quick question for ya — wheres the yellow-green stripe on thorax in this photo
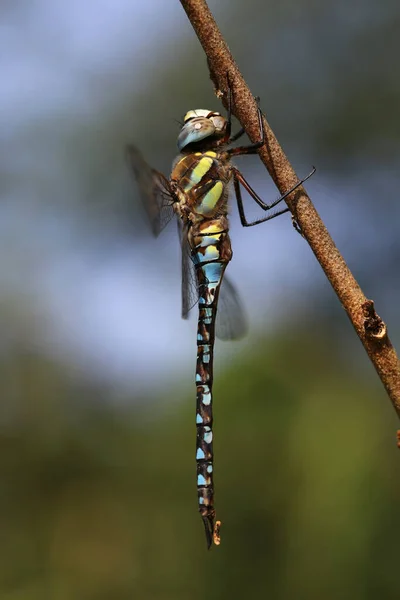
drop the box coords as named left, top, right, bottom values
left=171, top=150, right=227, bottom=218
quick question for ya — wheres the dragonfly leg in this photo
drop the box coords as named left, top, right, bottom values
left=234, top=173, right=289, bottom=227
left=224, top=72, right=234, bottom=142
left=225, top=75, right=260, bottom=145
left=228, top=127, right=246, bottom=144
left=233, top=167, right=316, bottom=228
left=291, top=215, right=305, bottom=236
left=225, top=73, right=244, bottom=143
left=227, top=106, right=265, bottom=157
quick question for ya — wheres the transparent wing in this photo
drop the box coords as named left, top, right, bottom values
left=126, top=144, right=176, bottom=236
left=178, top=219, right=199, bottom=319
left=125, top=144, right=247, bottom=338
left=215, top=276, right=248, bottom=341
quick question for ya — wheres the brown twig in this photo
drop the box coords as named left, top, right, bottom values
left=180, top=0, right=400, bottom=420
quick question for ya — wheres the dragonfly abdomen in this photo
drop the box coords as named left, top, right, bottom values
left=192, top=219, right=232, bottom=547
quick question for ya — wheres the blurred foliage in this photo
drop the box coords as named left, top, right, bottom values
left=0, top=326, right=398, bottom=600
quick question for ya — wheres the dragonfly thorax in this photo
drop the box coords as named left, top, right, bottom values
left=178, top=110, right=228, bottom=152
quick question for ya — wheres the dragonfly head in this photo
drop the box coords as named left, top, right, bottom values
left=177, top=110, right=227, bottom=151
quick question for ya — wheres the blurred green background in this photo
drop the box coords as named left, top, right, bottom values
left=2, top=1, right=400, bottom=598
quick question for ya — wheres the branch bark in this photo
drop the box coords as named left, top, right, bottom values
left=180, top=0, right=400, bottom=420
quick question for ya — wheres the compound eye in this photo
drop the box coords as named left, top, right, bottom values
left=210, top=115, right=226, bottom=131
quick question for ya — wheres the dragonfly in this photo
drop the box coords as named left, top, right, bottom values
left=126, top=87, right=315, bottom=549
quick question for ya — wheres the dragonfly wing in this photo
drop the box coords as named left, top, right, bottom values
left=215, top=275, right=248, bottom=341
left=178, top=220, right=199, bottom=319
left=126, top=144, right=176, bottom=236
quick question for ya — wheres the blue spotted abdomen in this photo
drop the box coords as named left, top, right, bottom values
left=191, top=219, right=232, bottom=547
